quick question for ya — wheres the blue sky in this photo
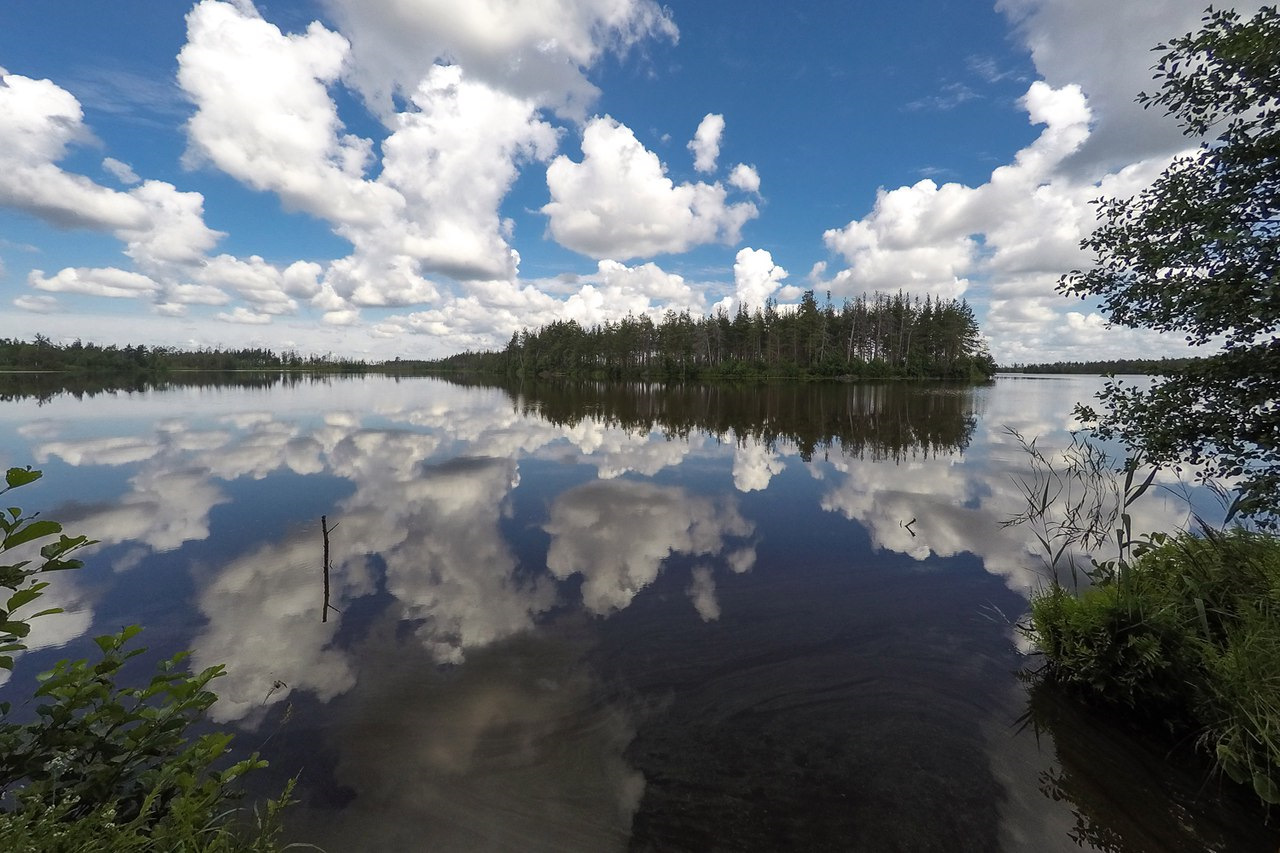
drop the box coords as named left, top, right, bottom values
left=0, top=1, right=1252, bottom=362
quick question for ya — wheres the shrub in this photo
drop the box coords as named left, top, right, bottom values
left=0, top=467, right=304, bottom=850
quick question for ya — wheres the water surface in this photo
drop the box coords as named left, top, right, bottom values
left=0, top=375, right=1272, bottom=851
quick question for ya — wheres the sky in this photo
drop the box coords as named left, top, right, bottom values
left=0, top=0, right=1258, bottom=364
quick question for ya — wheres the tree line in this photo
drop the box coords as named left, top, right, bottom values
left=996, top=357, right=1203, bottom=375
left=0, top=335, right=366, bottom=373
left=420, top=290, right=995, bottom=381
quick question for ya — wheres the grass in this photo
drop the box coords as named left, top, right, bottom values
left=1026, top=527, right=1280, bottom=805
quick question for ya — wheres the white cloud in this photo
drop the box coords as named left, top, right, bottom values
left=823, top=80, right=1192, bottom=361
left=544, top=116, right=758, bottom=259
left=0, top=70, right=148, bottom=230
left=216, top=306, right=274, bottom=324
left=14, top=294, right=60, bottom=313
left=688, top=112, right=724, bottom=173
left=728, top=163, right=761, bottom=194
left=178, top=2, right=391, bottom=225
left=732, top=247, right=787, bottom=311
left=30, top=266, right=160, bottom=299
left=102, top=157, right=140, bottom=185
left=320, top=0, right=678, bottom=119
left=375, top=64, right=558, bottom=281
left=996, top=0, right=1266, bottom=172
left=196, top=255, right=302, bottom=313
left=180, top=2, right=559, bottom=296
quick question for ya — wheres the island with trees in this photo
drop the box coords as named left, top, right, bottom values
left=404, top=290, right=995, bottom=381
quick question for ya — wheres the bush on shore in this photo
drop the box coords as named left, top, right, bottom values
left=1027, top=528, right=1280, bottom=805
left=0, top=467, right=302, bottom=851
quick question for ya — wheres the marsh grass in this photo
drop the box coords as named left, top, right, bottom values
left=1027, top=522, right=1280, bottom=805
left=1002, top=429, right=1280, bottom=806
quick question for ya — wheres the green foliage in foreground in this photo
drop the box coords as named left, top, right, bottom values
left=1027, top=529, right=1280, bottom=806
left=0, top=468, right=302, bottom=851
left=1060, top=6, right=1280, bottom=524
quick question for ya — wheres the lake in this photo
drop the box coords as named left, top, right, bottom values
left=0, top=374, right=1274, bottom=851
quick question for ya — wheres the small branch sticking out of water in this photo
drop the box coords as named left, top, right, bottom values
left=321, top=515, right=332, bottom=623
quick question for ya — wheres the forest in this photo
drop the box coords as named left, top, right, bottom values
left=416, top=290, right=995, bottom=381
left=0, top=335, right=367, bottom=373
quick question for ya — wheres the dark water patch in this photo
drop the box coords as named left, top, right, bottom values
left=1022, top=681, right=1280, bottom=852
left=594, top=513, right=1026, bottom=851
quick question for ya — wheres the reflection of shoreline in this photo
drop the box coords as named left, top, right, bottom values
left=450, top=376, right=981, bottom=462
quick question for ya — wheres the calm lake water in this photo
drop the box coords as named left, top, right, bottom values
left=0, top=374, right=1274, bottom=851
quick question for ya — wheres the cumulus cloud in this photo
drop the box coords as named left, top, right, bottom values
left=544, top=116, right=758, bottom=259
left=383, top=256, right=717, bottom=356
left=732, top=247, right=788, bottom=311
left=31, top=267, right=160, bottom=299
left=178, top=3, right=390, bottom=224
left=180, top=1, right=559, bottom=295
left=320, top=0, right=678, bottom=119
left=996, top=0, right=1266, bottom=172
left=688, top=113, right=724, bottom=172
left=0, top=63, right=338, bottom=325
left=544, top=480, right=754, bottom=614
left=728, top=163, right=761, bottom=194
left=823, top=80, right=1188, bottom=361
left=375, top=64, right=558, bottom=281
left=0, top=70, right=148, bottom=231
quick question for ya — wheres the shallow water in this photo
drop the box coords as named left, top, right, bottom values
left=0, top=374, right=1273, bottom=851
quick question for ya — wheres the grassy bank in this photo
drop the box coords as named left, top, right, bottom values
left=1026, top=528, right=1280, bottom=805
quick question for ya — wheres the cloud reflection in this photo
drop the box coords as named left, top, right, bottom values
left=545, top=480, right=754, bottom=615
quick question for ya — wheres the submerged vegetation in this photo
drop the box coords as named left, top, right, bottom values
left=0, top=468, right=299, bottom=850
left=413, top=289, right=995, bottom=381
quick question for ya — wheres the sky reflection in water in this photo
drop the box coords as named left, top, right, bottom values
left=0, top=375, right=1271, bottom=852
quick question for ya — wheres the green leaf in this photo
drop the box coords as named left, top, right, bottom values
left=1253, top=771, right=1280, bottom=805
left=4, top=519, right=62, bottom=550
left=4, top=468, right=41, bottom=490
left=0, top=621, right=31, bottom=638
left=6, top=584, right=48, bottom=612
